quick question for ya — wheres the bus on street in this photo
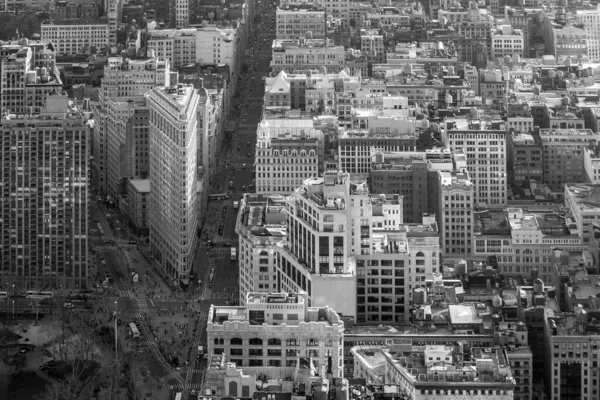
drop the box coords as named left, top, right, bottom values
left=231, top=247, right=237, bottom=261
left=128, top=322, right=140, bottom=339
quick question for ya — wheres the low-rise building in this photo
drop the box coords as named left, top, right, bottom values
left=510, top=132, right=543, bottom=185
left=383, top=344, right=516, bottom=399
left=41, top=21, right=109, bottom=56
left=491, top=24, right=524, bottom=60
left=270, top=39, right=345, bottom=74
left=276, top=4, right=326, bottom=40
left=206, top=291, right=345, bottom=376
left=540, top=128, right=600, bottom=190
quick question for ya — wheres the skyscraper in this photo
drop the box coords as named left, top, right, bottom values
left=0, top=91, right=89, bottom=289
left=148, top=84, right=199, bottom=283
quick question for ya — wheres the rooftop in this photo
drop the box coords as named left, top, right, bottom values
left=239, top=194, right=287, bottom=237
left=566, top=184, right=600, bottom=211
left=129, top=179, right=150, bottom=193
left=386, top=345, right=515, bottom=384
left=246, top=292, right=301, bottom=304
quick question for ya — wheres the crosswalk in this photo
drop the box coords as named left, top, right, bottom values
left=120, top=311, right=143, bottom=319
left=162, top=370, right=184, bottom=382
left=186, top=368, right=204, bottom=374
left=135, top=338, right=153, bottom=347
left=118, top=289, right=134, bottom=298
left=170, top=383, right=203, bottom=391
left=135, top=297, right=149, bottom=309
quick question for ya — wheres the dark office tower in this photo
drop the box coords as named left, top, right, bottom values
left=0, top=91, right=89, bottom=290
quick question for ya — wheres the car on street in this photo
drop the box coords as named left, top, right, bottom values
left=19, top=347, right=29, bottom=354
left=247, top=152, right=251, bottom=158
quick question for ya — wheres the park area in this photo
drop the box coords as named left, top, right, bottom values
left=0, top=304, right=170, bottom=400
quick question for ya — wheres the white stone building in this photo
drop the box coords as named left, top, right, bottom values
left=255, top=118, right=323, bottom=194
left=491, top=24, right=524, bottom=61
left=41, top=21, right=109, bottom=56
left=445, top=116, right=508, bottom=207
left=206, top=291, right=344, bottom=375
left=148, top=85, right=199, bottom=282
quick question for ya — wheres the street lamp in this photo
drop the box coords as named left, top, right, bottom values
left=12, top=300, right=14, bottom=319
left=114, top=301, right=118, bottom=360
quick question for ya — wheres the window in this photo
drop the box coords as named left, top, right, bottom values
left=249, top=338, right=263, bottom=346
left=230, top=338, right=243, bottom=345
left=267, top=338, right=282, bottom=346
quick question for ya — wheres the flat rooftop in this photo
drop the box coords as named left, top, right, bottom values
left=246, top=293, right=301, bottom=304
left=129, top=179, right=150, bottom=193
left=240, top=194, right=287, bottom=236
left=566, top=184, right=600, bottom=210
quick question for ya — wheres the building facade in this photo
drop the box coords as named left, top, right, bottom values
left=0, top=92, right=89, bottom=289
left=206, top=292, right=345, bottom=376
left=540, top=128, right=600, bottom=190
left=439, top=170, right=474, bottom=257
left=445, top=117, right=507, bottom=207
left=148, top=85, right=199, bottom=282
left=40, top=22, right=109, bottom=56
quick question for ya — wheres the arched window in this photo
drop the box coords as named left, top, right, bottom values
left=416, top=252, right=425, bottom=257
left=260, top=250, right=268, bottom=256
left=214, top=338, right=224, bottom=345
left=249, top=338, right=263, bottom=346
left=267, top=338, right=281, bottom=346
left=230, top=338, right=243, bottom=345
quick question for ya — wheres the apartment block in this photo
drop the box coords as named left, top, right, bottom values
left=41, top=21, right=109, bottom=56
left=338, top=124, right=416, bottom=174
left=445, top=116, right=507, bottom=206
left=383, top=345, right=516, bottom=399
left=235, top=195, right=287, bottom=300
left=505, top=94, right=534, bottom=134
left=369, top=151, right=452, bottom=223
left=276, top=5, right=326, bottom=40
left=491, top=24, right=524, bottom=61
left=270, top=39, right=345, bottom=74
left=539, top=128, right=600, bottom=190
left=439, top=170, right=474, bottom=258
left=107, top=0, right=122, bottom=45
left=473, top=208, right=582, bottom=283
left=0, top=40, right=61, bottom=117
left=509, top=132, right=543, bottom=185
left=174, top=0, right=189, bottom=28
left=576, top=4, right=600, bottom=61
left=94, top=56, right=170, bottom=196
left=360, top=30, right=385, bottom=63
left=146, top=24, right=240, bottom=69
left=0, top=92, right=89, bottom=289
left=104, top=97, right=150, bottom=197
left=584, top=147, right=600, bottom=184
left=255, top=119, right=321, bottom=194
left=206, top=292, right=344, bottom=375
left=148, top=85, right=199, bottom=282
left=564, top=184, right=600, bottom=244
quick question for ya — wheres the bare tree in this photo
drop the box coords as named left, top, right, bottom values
left=28, top=298, right=42, bottom=326
left=35, top=358, right=90, bottom=400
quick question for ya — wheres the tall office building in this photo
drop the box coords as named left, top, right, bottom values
left=148, top=84, right=199, bottom=282
left=445, top=115, right=507, bottom=207
left=438, top=170, right=475, bottom=257
left=174, top=0, right=189, bottom=28
left=0, top=91, right=89, bottom=289
left=94, top=56, right=170, bottom=196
